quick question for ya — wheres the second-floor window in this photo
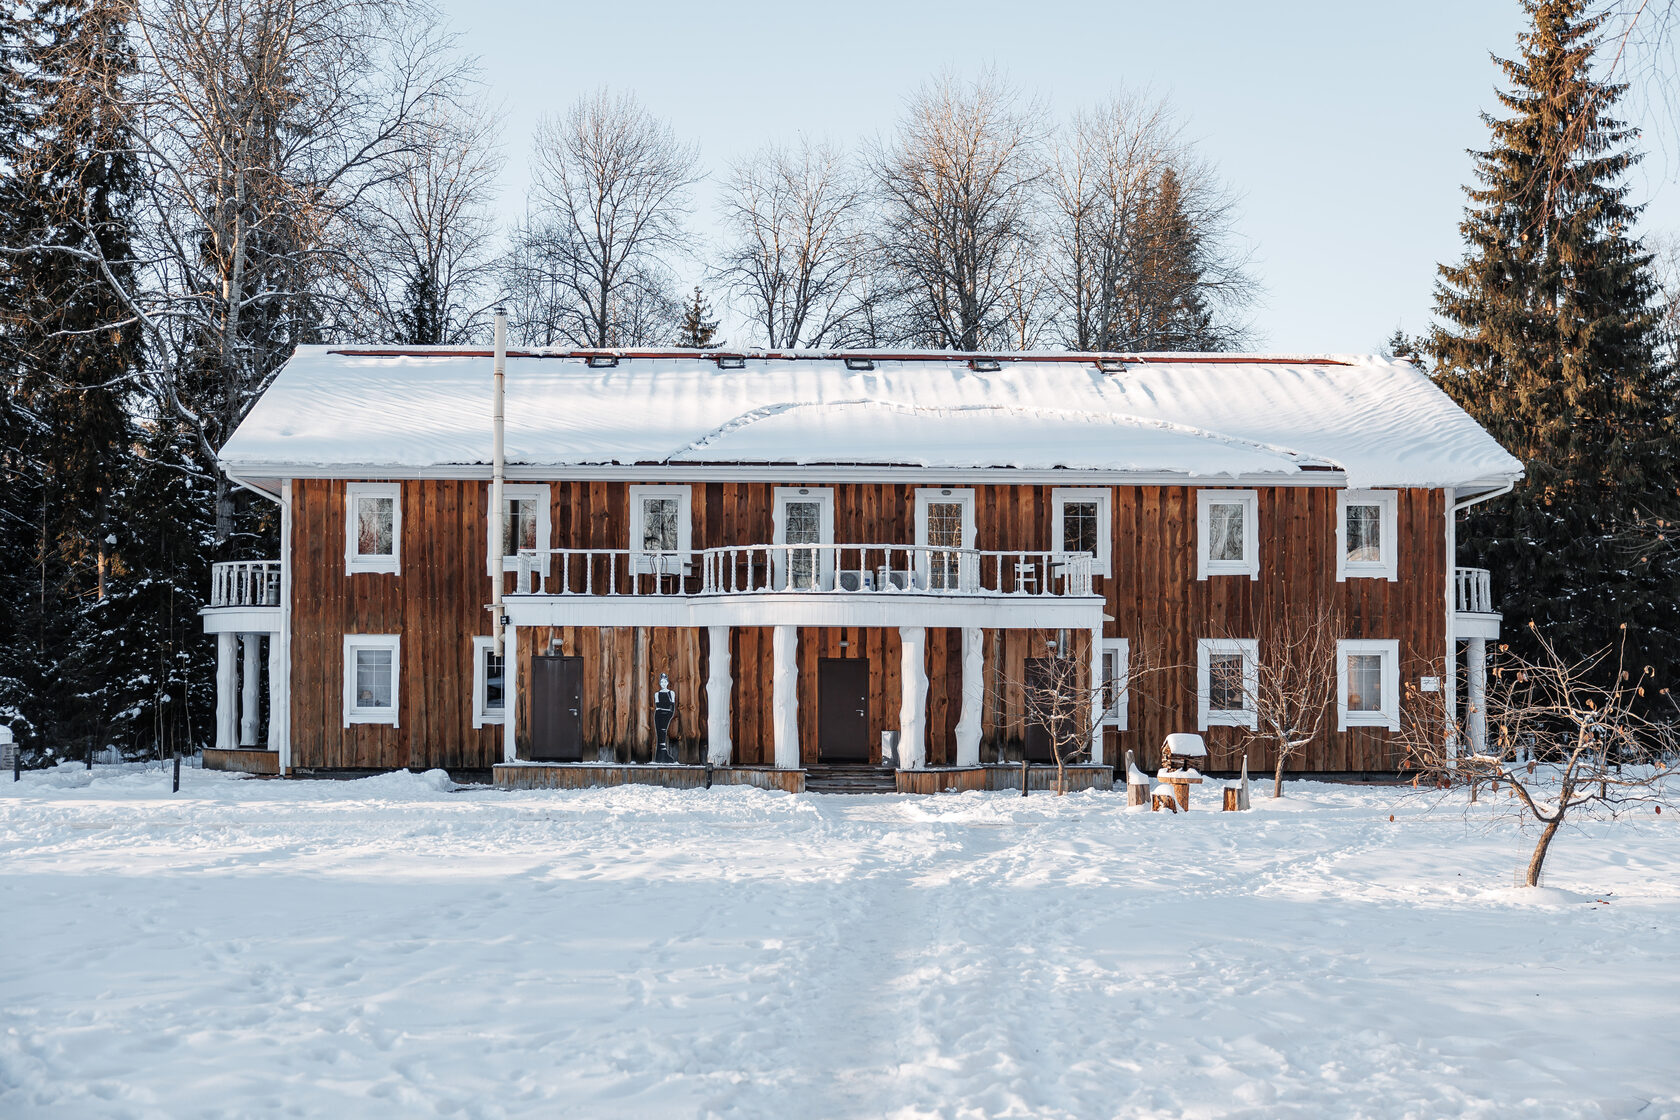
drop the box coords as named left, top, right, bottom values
left=629, top=485, right=692, bottom=574
left=1052, top=487, right=1112, bottom=577
left=490, top=484, right=551, bottom=572
left=1337, top=490, right=1398, bottom=581
left=345, top=483, right=400, bottom=574
left=773, top=487, right=834, bottom=590
left=1196, top=490, right=1258, bottom=580
left=915, top=487, right=975, bottom=590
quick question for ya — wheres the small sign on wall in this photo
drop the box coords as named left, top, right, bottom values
left=1419, top=676, right=1441, bottom=692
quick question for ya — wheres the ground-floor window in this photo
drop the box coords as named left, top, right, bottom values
left=1101, top=637, right=1129, bottom=728
left=472, top=635, right=506, bottom=727
left=1336, top=639, right=1400, bottom=730
left=1197, top=637, right=1258, bottom=730
left=343, top=634, right=401, bottom=726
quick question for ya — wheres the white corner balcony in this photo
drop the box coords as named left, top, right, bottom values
left=503, top=544, right=1103, bottom=629
left=200, top=560, right=284, bottom=634
left=1454, top=566, right=1500, bottom=640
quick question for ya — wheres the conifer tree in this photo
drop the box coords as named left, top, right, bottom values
left=1432, top=0, right=1679, bottom=674
left=675, top=286, right=721, bottom=348
left=0, top=0, right=146, bottom=757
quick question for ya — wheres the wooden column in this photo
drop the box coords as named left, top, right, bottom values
left=772, top=625, right=798, bottom=769
left=707, top=625, right=732, bottom=765
left=899, top=626, right=927, bottom=769
left=1467, top=637, right=1487, bottom=755
left=215, top=632, right=236, bottom=751
left=953, top=626, right=983, bottom=766
left=240, top=634, right=261, bottom=746
left=1089, top=623, right=1105, bottom=766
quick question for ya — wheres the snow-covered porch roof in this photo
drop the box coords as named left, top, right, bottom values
left=218, top=347, right=1524, bottom=491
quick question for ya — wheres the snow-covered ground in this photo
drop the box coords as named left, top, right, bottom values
left=2, top=766, right=1676, bottom=1119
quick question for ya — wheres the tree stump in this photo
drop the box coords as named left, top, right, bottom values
left=1127, top=782, right=1149, bottom=808
left=1223, top=787, right=1241, bottom=812
left=1151, top=791, right=1178, bottom=813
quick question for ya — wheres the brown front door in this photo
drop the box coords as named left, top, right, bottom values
left=818, top=658, right=871, bottom=762
left=530, top=655, right=584, bottom=762
left=1023, top=657, right=1069, bottom=763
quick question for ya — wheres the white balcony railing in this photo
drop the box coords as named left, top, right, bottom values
left=210, top=560, right=282, bottom=607
left=1455, top=566, right=1494, bottom=614
left=514, top=544, right=1095, bottom=599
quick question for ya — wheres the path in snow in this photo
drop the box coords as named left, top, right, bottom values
left=2, top=765, right=1677, bottom=1119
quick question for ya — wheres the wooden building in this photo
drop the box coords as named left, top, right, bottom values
left=199, top=346, right=1521, bottom=782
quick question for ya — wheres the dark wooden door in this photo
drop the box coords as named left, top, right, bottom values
left=818, top=658, right=871, bottom=762
left=1023, top=657, right=1068, bottom=763
left=530, top=655, right=584, bottom=762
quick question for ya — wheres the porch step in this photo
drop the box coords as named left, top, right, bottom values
left=804, top=763, right=897, bottom=795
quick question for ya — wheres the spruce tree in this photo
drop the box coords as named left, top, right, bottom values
left=1432, top=0, right=1679, bottom=675
left=675, top=286, right=720, bottom=348
left=0, top=0, right=146, bottom=758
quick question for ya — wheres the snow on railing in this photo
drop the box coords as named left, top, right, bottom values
left=1455, top=566, right=1495, bottom=614
left=513, top=544, right=1095, bottom=598
left=210, top=560, right=282, bottom=607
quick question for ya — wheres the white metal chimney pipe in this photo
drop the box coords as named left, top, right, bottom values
left=491, top=307, right=508, bottom=656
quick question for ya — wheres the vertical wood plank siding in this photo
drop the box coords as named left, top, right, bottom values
left=289, top=479, right=1446, bottom=773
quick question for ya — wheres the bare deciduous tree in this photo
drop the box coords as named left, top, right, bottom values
left=37, top=0, right=471, bottom=541
left=715, top=139, right=866, bottom=348
left=870, top=69, right=1044, bottom=350
left=356, top=95, right=504, bottom=345
left=1399, top=623, right=1676, bottom=887
left=1043, top=94, right=1175, bottom=350
left=1208, top=605, right=1343, bottom=798
left=510, top=88, right=700, bottom=348
left=1014, top=632, right=1171, bottom=795
left=1044, top=95, right=1257, bottom=352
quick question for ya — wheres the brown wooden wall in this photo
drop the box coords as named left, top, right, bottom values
left=289, top=479, right=504, bottom=769
left=287, top=478, right=1447, bottom=773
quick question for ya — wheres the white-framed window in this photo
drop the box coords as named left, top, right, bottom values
left=471, top=635, right=506, bottom=728
left=345, top=483, right=401, bottom=574
left=343, top=634, right=400, bottom=726
left=1100, top=637, right=1130, bottom=729
left=1196, top=490, right=1258, bottom=580
left=1053, top=487, right=1112, bottom=578
left=1197, top=637, right=1258, bottom=730
left=1337, top=639, right=1400, bottom=731
left=628, top=484, right=692, bottom=575
left=914, top=487, right=976, bottom=590
left=1336, top=489, right=1398, bottom=582
left=488, top=483, right=551, bottom=573
left=773, top=486, right=835, bottom=590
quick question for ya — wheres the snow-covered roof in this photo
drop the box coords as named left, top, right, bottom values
left=218, top=346, right=1523, bottom=489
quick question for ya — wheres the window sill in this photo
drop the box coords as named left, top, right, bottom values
left=1204, top=710, right=1257, bottom=729
left=1340, top=712, right=1399, bottom=732
left=345, top=710, right=399, bottom=727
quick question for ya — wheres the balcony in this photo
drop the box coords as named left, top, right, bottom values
left=505, top=544, right=1102, bottom=631
left=1454, top=566, right=1500, bottom=639
left=201, top=560, right=283, bottom=634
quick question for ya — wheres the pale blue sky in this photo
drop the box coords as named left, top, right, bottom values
left=439, top=0, right=1680, bottom=353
